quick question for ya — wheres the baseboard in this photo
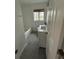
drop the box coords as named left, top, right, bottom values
left=19, top=28, right=32, bottom=57
left=19, top=43, right=28, bottom=57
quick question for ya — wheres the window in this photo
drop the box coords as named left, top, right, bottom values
left=33, top=9, right=44, bottom=21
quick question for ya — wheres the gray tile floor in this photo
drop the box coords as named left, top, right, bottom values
left=20, top=33, right=46, bottom=59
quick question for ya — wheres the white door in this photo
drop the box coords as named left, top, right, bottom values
left=46, top=0, right=64, bottom=59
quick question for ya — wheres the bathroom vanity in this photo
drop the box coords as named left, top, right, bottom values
left=38, top=25, right=48, bottom=48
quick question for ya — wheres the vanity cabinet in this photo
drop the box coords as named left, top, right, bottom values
left=37, top=25, right=48, bottom=48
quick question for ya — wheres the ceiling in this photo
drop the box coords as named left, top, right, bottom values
left=20, top=0, right=48, bottom=4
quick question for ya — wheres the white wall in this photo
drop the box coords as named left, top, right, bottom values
left=21, top=4, right=35, bottom=31
left=15, top=0, right=26, bottom=59
left=21, top=3, right=47, bottom=31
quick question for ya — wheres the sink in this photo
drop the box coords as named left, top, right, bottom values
left=37, top=25, right=47, bottom=32
left=41, top=25, right=46, bottom=30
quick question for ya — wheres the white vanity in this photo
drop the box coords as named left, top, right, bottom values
left=38, top=25, right=48, bottom=48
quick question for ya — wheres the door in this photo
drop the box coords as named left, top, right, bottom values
left=46, top=0, right=64, bottom=59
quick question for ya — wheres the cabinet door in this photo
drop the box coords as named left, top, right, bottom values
left=39, top=32, right=47, bottom=48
